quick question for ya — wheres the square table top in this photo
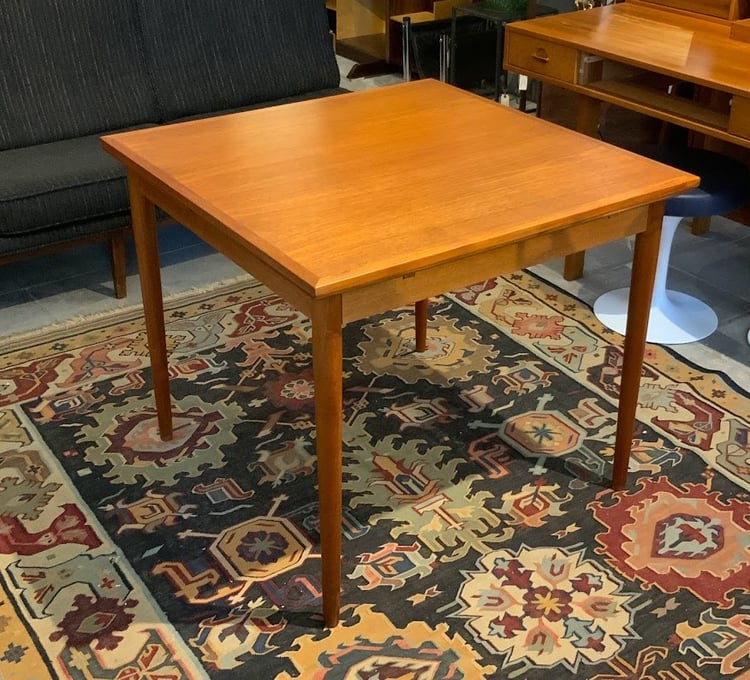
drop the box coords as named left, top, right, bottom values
left=102, top=79, right=696, bottom=298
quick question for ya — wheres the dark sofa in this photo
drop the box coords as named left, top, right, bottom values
left=0, top=0, right=345, bottom=298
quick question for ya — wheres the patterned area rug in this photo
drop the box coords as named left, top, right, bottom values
left=1, top=270, right=748, bottom=679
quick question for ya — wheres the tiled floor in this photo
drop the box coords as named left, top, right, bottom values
left=2, top=57, right=748, bottom=389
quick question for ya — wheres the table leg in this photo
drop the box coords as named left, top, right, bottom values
left=563, top=251, right=585, bottom=281
left=563, top=94, right=604, bottom=280
left=414, top=299, right=428, bottom=352
left=575, top=93, right=603, bottom=136
left=312, top=296, right=344, bottom=627
left=127, top=175, right=173, bottom=441
left=612, top=201, right=663, bottom=490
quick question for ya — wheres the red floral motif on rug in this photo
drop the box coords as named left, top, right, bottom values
left=590, top=475, right=750, bottom=608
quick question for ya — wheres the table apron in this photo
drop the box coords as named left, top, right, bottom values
left=138, top=173, right=316, bottom=318
left=135, top=171, right=651, bottom=327
left=341, top=204, right=650, bottom=324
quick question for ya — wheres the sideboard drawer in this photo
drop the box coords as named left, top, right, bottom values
left=505, top=32, right=578, bottom=84
left=728, top=96, right=750, bottom=141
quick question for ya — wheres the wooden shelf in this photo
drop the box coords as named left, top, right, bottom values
left=588, top=78, right=731, bottom=131
left=391, top=10, right=436, bottom=23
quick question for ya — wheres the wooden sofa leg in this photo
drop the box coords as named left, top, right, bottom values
left=564, top=251, right=585, bottom=281
left=110, top=231, right=128, bottom=298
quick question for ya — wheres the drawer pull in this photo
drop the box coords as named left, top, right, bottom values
left=533, top=49, right=550, bottom=63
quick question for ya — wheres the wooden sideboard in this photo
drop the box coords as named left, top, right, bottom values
left=505, top=2, right=750, bottom=147
left=503, top=0, right=750, bottom=277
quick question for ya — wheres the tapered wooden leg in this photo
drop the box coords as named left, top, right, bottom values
left=128, top=174, right=173, bottom=441
left=563, top=95, right=604, bottom=281
left=414, top=299, right=428, bottom=352
left=312, top=296, right=343, bottom=627
left=110, top=231, right=128, bottom=299
left=612, top=202, right=664, bottom=490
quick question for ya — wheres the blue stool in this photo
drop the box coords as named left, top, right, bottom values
left=594, top=146, right=750, bottom=344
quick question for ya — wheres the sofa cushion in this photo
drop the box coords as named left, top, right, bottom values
left=138, top=0, right=341, bottom=122
left=0, top=0, right=158, bottom=150
left=0, top=132, right=150, bottom=237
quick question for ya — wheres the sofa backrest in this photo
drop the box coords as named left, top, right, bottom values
left=0, top=0, right=159, bottom=151
left=137, top=0, right=341, bottom=122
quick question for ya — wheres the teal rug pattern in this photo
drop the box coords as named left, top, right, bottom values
left=0, top=271, right=748, bottom=678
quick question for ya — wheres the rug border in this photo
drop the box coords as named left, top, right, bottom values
left=0, top=274, right=255, bottom=354
left=530, top=268, right=750, bottom=399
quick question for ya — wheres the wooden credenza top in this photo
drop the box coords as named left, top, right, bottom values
left=504, top=2, right=750, bottom=147
left=508, top=3, right=750, bottom=94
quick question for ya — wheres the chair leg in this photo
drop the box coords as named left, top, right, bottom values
left=414, top=299, right=428, bottom=352
left=110, top=231, right=127, bottom=299
left=593, top=215, right=718, bottom=344
left=402, top=16, right=411, bottom=82
left=691, top=215, right=710, bottom=235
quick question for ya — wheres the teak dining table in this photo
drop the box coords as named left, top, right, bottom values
left=101, top=79, right=697, bottom=627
